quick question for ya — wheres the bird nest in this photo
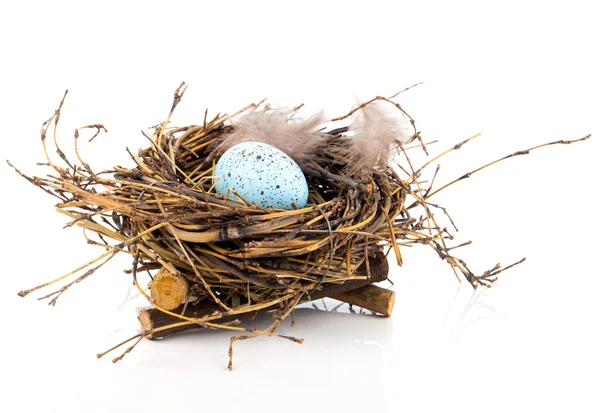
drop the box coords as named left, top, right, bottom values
left=11, top=82, right=586, bottom=367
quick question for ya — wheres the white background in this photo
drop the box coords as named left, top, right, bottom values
left=1, top=1, right=598, bottom=412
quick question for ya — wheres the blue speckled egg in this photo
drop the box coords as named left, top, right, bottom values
left=214, top=142, right=309, bottom=210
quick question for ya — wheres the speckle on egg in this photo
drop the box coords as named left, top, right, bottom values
left=214, top=142, right=309, bottom=210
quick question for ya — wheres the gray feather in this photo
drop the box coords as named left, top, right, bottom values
left=338, top=102, right=411, bottom=174
left=221, top=108, right=328, bottom=168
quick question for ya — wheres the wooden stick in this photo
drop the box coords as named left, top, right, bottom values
left=149, top=269, right=189, bottom=311
left=332, top=284, right=395, bottom=317
left=139, top=251, right=390, bottom=339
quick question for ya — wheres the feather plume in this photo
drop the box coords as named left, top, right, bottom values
left=221, top=108, right=328, bottom=168
left=337, top=102, right=412, bottom=174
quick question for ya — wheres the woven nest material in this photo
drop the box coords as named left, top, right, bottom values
left=113, top=112, right=406, bottom=304
left=13, top=82, right=562, bottom=362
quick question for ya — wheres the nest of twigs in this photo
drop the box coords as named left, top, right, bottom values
left=10, top=82, right=588, bottom=366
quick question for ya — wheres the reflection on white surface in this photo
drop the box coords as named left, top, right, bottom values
left=110, top=283, right=496, bottom=375
left=130, top=297, right=393, bottom=370
left=442, top=284, right=502, bottom=345
left=114, top=286, right=142, bottom=312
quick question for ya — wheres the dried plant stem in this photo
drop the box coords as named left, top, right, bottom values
left=332, top=284, right=395, bottom=317
left=414, top=133, right=481, bottom=177
left=426, top=135, right=591, bottom=199
left=97, top=333, right=143, bottom=360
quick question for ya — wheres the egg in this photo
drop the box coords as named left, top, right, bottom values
left=214, top=142, right=309, bottom=210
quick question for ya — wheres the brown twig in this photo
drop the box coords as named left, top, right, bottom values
left=426, top=135, right=591, bottom=199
